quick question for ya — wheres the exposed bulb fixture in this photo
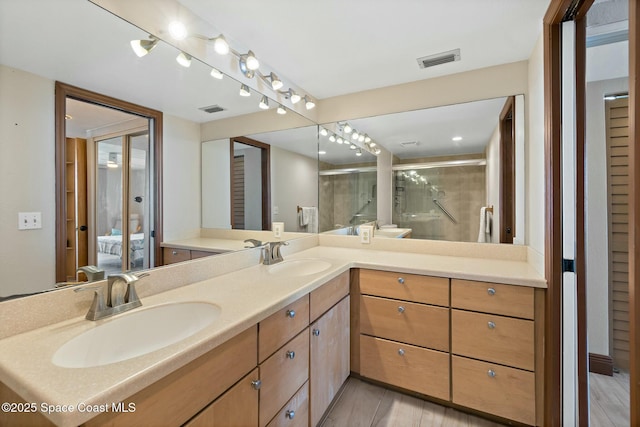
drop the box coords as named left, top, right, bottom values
left=290, top=91, right=301, bottom=104
left=351, top=132, right=359, bottom=140
left=369, top=141, right=376, bottom=147
left=358, top=134, right=365, bottom=142
left=176, top=51, right=192, bottom=67
left=212, top=35, right=230, bottom=55
left=349, top=144, right=357, bottom=150
left=329, top=134, right=336, bottom=142
left=277, top=105, right=287, bottom=115
left=259, top=95, right=269, bottom=109
left=452, top=136, right=463, bottom=141
left=343, top=124, right=352, bottom=134
left=130, top=36, right=159, bottom=57
left=364, top=135, right=371, bottom=143
left=304, top=96, right=315, bottom=110
left=318, top=150, right=326, bottom=155
left=239, top=84, right=251, bottom=97
left=239, top=50, right=259, bottom=71
left=374, top=148, right=381, bottom=155
left=267, top=72, right=283, bottom=90
left=319, top=128, right=328, bottom=136
left=168, top=21, right=188, bottom=40
left=210, top=68, right=224, bottom=79
left=356, top=149, right=363, bottom=156
left=336, top=137, right=344, bottom=144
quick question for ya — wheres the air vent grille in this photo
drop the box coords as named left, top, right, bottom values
left=199, top=105, right=225, bottom=114
left=417, top=48, right=461, bottom=69
left=400, top=141, right=420, bottom=147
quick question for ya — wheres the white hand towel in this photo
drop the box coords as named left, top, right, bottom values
left=301, top=207, right=318, bottom=233
left=299, top=208, right=309, bottom=226
left=477, top=207, right=487, bottom=243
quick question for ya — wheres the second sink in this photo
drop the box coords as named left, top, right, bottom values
left=52, top=302, right=221, bottom=368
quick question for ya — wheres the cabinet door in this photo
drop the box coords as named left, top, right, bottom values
left=185, top=368, right=259, bottom=427
left=309, top=297, right=350, bottom=427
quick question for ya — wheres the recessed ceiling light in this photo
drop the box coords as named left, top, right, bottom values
left=452, top=136, right=463, bottom=141
left=318, top=150, right=326, bottom=155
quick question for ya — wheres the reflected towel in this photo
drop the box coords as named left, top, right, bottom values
left=477, top=207, right=489, bottom=243
left=299, top=207, right=318, bottom=233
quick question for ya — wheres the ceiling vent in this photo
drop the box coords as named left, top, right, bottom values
left=400, top=141, right=420, bottom=147
left=199, top=105, right=225, bottom=114
left=417, top=48, right=461, bottom=69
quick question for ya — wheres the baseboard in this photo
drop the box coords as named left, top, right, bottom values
left=589, top=353, right=613, bottom=376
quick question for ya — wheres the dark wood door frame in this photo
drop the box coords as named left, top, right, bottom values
left=229, top=136, right=271, bottom=230
left=55, top=82, right=164, bottom=281
left=499, top=96, right=515, bottom=244
left=543, top=0, right=640, bottom=425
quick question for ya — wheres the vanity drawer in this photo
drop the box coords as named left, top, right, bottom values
left=190, top=250, right=221, bottom=259
left=451, top=279, right=534, bottom=319
left=259, top=329, right=310, bottom=427
left=163, top=247, right=191, bottom=264
left=360, top=335, right=449, bottom=401
left=259, top=295, right=310, bottom=363
left=452, top=309, right=534, bottom=371
left=452, top=356, right=535, bottom=426
left=360, top=295, right=449, bottom=351
left=309, top=271, right=349, bottom=322
left=360, top=269, right=449, bottom=307
left=265, top=381, right=309, bottom=427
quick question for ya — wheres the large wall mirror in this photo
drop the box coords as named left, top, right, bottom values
left=319, top=95, right=526, bottom=245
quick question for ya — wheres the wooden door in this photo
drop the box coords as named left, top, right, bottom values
left=233, top=155, right=245, bottom=229
left=309, top=297, right=350, bottom=427
left=64, top=137, right=88, bottom=281
left=606, top=96, right=630, bottom=370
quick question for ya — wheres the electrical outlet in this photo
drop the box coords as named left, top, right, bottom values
left=18, top=212, right=42, bottom=230
left=360, top=225, right=372, bottom=244
left=273, top=206, right=279, bottom=215
left=272, top=222, right=284, bottom=239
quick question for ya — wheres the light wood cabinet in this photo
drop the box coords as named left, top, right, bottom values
left=451, top=278, right=534, bottom=319
left=259, top=329, right=310, bottom=427
left=309, top=296, right=350, bottom=427
left=162, top=246, right=223, bottom=265
left=185, top=368, right=259, bottom=427
left=309, top=271, right=349, bottom=322
left=266, top=382, right=309, bottom=427
left=259, top=295, right=310, bottom=363
left=359, top=269, right=448, bottom=307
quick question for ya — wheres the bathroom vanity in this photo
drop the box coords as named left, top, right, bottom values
left=0, top=241, right=545, bottom=427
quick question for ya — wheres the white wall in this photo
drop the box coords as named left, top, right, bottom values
left=202, top=139, right=231, bottom=229
left=585, top=77, right=629, bottom=356
left=526, top=33, right=546, bottom=275
left=162, top=115, right=201, bottom=241
left=270, top=146, right=318, bottom=232
left=0, top=65, right=55, bottom=297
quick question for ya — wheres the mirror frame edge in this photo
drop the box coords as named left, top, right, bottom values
left=54, top=81, right=164, bottom=282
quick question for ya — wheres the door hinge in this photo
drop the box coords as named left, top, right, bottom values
left=562, top=258, right=576, bottom=273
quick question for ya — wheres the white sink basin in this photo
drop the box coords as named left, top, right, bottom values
left=267, top=259, right=332, bottom=277
left=375, top=228, right=412, bottom=238
left=52, top=302, right=220, bottom=368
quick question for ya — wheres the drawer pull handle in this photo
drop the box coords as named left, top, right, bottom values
left=286, top=350, right=296, bottom=359
left=487, top=287, right=496, bottom=296
left=488, top=321, right=496, bottom=329
left=286, top=410, right=295, bottom=420
left=398, top=277, right=405, bottom=284
left=398, top=348, right=405, bottom=356
left=398, top=306, right=405, bottom=314
left=286, top=309, right=296, bottom=318
left=251, top=379, right=262, bottom=390
left=172, top=250, right=178, bottom=255
left=312, top=329, right=321, bottom=336
left=487, top=369, right=496, bottom=378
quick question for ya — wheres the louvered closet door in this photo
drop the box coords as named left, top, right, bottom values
left=606, top=96, right=630, bottom=370
left=233, top=155, right=245, bottom=229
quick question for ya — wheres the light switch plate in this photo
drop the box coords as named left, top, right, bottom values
left=360, top=225, right=373, bottom=244
left=18, top=212, right=42, bottom=230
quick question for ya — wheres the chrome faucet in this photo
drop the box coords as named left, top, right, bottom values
left=75, top=272, right=148, bottom=321
left=263, top=241, right=289, bottom=265
left=77, top=265, right=105, bottom=282
left=244, top=238, right=263, bottom=248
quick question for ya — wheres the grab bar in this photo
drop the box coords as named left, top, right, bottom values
left=433, top=199, right=457, bottom=224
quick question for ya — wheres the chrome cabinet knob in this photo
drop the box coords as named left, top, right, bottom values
left=488, top=321, right=496, bottom=329
left=398, top=348, right=405, bottom=356
left=487, top=287, right=496, bottom=296
left=312, top=329, right=320, bottom=336
left=286, top=410, right=295, bottom=420
left=398, top=306, right=405, bottom=314
left=487, top=369, right=496, bottom=378
left=286, top=350, right=295, bottom=359
left=251, top=379, right=262, bottom=390
left=172, top=250, right=178, bottom=255
left=286, top=309, right=296, bottom=318
left=398, top=277, right=405, bottom=284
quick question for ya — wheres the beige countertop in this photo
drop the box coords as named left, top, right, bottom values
left=161, top=237, right=250, bottom=252
left=0, top=245, right=545, bottom=426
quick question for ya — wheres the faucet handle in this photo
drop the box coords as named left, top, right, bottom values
left=244, top=238, right=264, bottom=248
left=74, top=285, right=106, bottom=320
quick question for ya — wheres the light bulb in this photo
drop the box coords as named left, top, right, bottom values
left=259, top=95, right=269, bottom=110
left=168, top=21, right=188, bottom=40
left=369, top=141, right=376, bottom=147
left=269, top=73, right=283, bottom=90
left=318, top=150, right=326, bottom=155
left=239, top=84, right=251, bottom=97
left=210, top=68, right=223, bottom=79
left=349, top=144, right=357, bottom=150
left=213, top=35, right=229, bottom=55
left=356, top=149, right=362, bottom=156
left=343, top=124, right=352, bottom=134
left=336, top=137, right=344, bottom=144
left=364, top=135, right=371, bottom=143
left=452, top=136, right=463, bottom=141
left=320, top=128, right=328, bottom=136
left=358, top=134, right=365, bottom=142
left=351, top=132, right=359, bottom=140
left=304, top=96, right=315, bottom=110
left=130, top=38, right=158, bottom=57
left=176, top=52, right=192, bottom=67
left=329, top=134, right=336, bottom=142
left=290, top=92, right=301, bottom=104
left=245, top=51, right=259, bottom=70
left=277, top=105, right=287, bottom=115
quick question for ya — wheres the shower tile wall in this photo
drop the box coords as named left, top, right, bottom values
left=319, top=171, right=377, bottom=232
left=393, top=165, right=485, bottom=242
